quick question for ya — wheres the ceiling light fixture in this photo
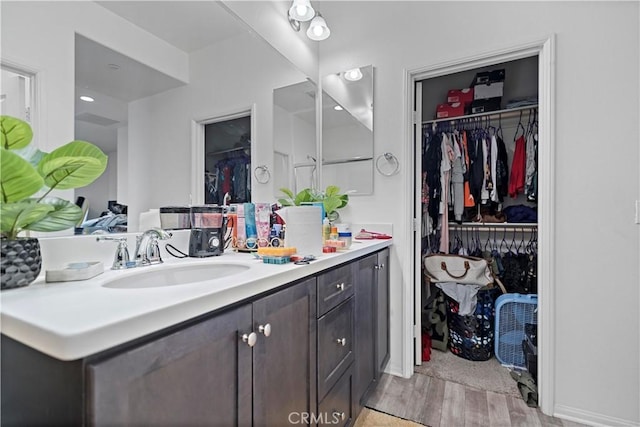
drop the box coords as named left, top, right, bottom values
left=288, top=1, right=331, bottom=41
left=344, top=68, right=363, bottom=82
left=334, top=105, right=343, bottom=111
left=288, top=0, right=315, bottom=22
left=306, top=13, right=330, bottom=41
left=80, top=96, right=95, bottom=102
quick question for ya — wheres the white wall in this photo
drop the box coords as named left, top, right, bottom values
left=315, top=1, right=639, bottom=425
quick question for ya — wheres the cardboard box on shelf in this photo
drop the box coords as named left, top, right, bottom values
left=447, top=88, right=474, bottom=105
left=473, top=81, right=504, bottom=100
left=471, top=69, right=505, bottom=86
left=469, top=98, right=501, bottom=114
left=436, top=102, right=465, bottom=119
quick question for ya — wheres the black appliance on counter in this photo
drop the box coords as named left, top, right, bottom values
left=188, top=205, right=226, bottom=257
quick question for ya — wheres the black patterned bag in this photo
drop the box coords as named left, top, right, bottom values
left=446, top=287, right=500, bottom=361
left=423, top=285, right=449, bottom=352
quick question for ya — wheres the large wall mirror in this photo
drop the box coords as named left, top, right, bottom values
left=2, top=1, right=312, bottom=235
left=272, top=65, right=375, bottom=197
left=273, top=79, right=318, bottom=195
left=321, top=65, right=374, bottom=195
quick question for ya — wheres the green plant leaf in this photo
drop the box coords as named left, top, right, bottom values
left=0, top=116, right=33, bottom=150
left=0, top=200, right=53, bottom=240
left=294, top=188, right=314, bottom=205
left=323, top=197, right=341, bottom=214
left=325, top=185, right=341, bottom=197
left=279, top=187, right=295, bottom=199
left=0, top=148, right=44, bottom=203
left=38, top=141, right=108, bottom=190
left=337, top=194, right=349, bottom=209
left=22, top=197, right=83, bottom=232
left=277, top=198, right=293, bottom=207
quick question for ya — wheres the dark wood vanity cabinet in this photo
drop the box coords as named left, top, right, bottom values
left=87, top=277, right=316, bottom=427
left=86, top=304, right=254, bottom=426
left=1, top=249, right=390, bottom=427
left=353, top=249, right=390, bottom=417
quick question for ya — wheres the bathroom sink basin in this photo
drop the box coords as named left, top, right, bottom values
left=102, top=263, right=251, bottom=289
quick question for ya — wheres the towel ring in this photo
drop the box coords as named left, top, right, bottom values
left=253, top=165, right=270, bottom=184
left=375, top=152, right=400, bottom=176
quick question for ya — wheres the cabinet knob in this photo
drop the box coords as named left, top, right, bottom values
left=333, top=411, right=346, bottom=421
left=336, top=283, right=345, bottom=291
left=258, top=323, right=272, bottom=337
left=241, top=332, right=257, bottom=347
left=336, top=337, right=347, bottom=346
left=375, top=264, right=385, bottom=270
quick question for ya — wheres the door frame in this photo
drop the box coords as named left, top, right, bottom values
left=403, top=35, right=556, bottom=415
left=190, top=105, right=256, bottom=205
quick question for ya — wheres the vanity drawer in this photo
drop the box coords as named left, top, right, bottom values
left=318, top=367, right=353, bottom=427
left=318, top=297, right=354, bottom=400
left=317, top=264, right=354, bottom=316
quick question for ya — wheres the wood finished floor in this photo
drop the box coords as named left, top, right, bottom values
left=363, top=372, right=588, bottom=427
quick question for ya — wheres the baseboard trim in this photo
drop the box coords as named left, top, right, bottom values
left=555, top=404, right=640, bottom=427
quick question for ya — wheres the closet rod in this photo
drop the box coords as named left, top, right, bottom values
left=449, top=222, right=537, bottom=232
left=423, top=104, right=538, bottom=126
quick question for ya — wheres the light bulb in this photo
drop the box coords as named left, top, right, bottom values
left=313, top=25, right=323, bottom=37
left=295, top=4, right=307, bottom=16
left=344, top=68, right=363, bottom=81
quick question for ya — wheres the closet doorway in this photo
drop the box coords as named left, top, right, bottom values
left=406, top=37, right=555, bottom=414
left=191, top=107, right=255, bottom=206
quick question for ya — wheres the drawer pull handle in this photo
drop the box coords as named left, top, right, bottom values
left=242, top=332, right=257, bottom=347
left=258, top=323, right=272, bottom=337
left=333, top=411, right=346, bottom=421
left=336, top=283, right=345, bottom=291
left=336, top=337, right=347, bottom=346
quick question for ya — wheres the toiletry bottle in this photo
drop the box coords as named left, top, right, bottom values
left=322, top=217, right=331, bottom=243
left=329, top=226, right=338, bottom=241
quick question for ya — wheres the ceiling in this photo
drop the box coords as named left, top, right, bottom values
left=75, top=1, right=249, bottom=153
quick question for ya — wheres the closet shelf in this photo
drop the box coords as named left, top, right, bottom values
left=206, top=146, right=249, bottom=156
left=423, top=104, right=538, bottom=126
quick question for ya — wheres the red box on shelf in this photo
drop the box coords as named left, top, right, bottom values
left=447, top=88, right=474, bottom=105
left=436, top=102, right=465, bottom=119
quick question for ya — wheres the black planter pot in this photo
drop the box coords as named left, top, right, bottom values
left=1, top=238, right=42, bottom=290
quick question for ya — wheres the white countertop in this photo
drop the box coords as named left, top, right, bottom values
left=0, top=239, right=391, bottom=361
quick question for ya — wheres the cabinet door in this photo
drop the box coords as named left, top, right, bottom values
left=252, top=277, right=316, bottom=427
left=86, top=305, right=253, bottom=427
left=376, top=248, right=390, bottom=378
left=353, top=253, right=377, bottom=407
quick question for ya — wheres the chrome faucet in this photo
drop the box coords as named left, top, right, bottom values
left=96, top=236, right=131, bottom=270
left=133, top=228, right=173, bottom=266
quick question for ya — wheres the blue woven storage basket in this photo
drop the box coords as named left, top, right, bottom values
left=494, top=293, right=537, bottom=368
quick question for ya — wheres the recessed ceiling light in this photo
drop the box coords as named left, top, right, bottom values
left=80, top=96, right=94, bottom=102
left=334, top=105, right=343, bottom=111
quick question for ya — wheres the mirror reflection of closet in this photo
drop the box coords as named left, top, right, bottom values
left=204, top=114, right=251, bottom=205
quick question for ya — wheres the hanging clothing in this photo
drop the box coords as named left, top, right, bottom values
left=495, top=135, right=509, bottom=201
left=468, top=134, right=485, bottom=204
left=439, top=133, right=454, bottom=253
left=509, top=135, right=527, bottom=198
left=450, top=133, right=465, bottom=223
